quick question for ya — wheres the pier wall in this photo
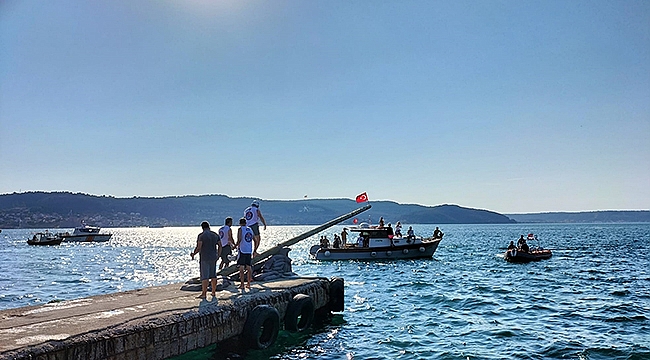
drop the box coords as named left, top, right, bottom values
left=0, top=278, right=333, bottom=360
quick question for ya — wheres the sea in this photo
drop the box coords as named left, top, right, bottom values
left=1, top=223, right=649, bottom=360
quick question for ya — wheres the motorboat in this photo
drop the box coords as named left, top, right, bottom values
left=58, top=225, right=112, bottom=242
left=309, top=225, right=442, bottom=261
left=504, top=248, right=552, bottom=263
left=504, top=233, right=552, bottom=263
left=27, top=232, right=63, bottom=246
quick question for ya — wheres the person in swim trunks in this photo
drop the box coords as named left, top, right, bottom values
left=244, top=200, right=267, bottom=257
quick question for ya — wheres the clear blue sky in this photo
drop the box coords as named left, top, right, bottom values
left=1, top=1, right=648, bottom=213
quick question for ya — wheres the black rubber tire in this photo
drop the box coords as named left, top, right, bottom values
left=241, top=305, right=280, bottom=350
left=284, top=294, right=315, bottom=332
left=329, top=277, right=344, bottom=312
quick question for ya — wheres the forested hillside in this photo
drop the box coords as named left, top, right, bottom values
left=0, top=192, right=515, bottom=228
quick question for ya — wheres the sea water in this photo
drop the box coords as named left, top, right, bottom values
left=1, top=223, right=648, bottom=359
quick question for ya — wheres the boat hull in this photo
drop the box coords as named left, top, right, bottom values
left=60, top=234, right=112, bottom=242
left=504, top=249, right=552, bottom=263
left=312, top=238, right=441, bottom=261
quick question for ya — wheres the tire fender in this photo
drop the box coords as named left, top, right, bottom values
left=329, top=277, right=345, bottom=312
left=284, top=294, right=315, bottom=332
left=242, top=305, right=280, bottom=349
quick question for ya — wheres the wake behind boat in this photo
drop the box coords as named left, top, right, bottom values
left=58, top=225, right=112, bottom=242
left=310, top=225, right=442, bottom=261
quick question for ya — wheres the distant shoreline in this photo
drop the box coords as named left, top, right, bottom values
left=1, top=192, right=648, bottom=228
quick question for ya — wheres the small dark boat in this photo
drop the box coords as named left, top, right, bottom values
left=27, top=232, right=63, bottom=246
left=504, top=248, right=552, bottom=263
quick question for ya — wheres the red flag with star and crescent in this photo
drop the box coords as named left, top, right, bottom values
left=355, top=192, right=368, bottom=203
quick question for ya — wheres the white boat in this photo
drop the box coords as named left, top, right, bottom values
left=309, top=226, right=442, bottom=261
left=58, top=225, right=112, bottom=242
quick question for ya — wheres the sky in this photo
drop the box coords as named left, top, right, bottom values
left=1, top=1, right=649, bottom=214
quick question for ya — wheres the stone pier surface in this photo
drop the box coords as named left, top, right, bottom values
left=0, top=277, right=332, bottom=360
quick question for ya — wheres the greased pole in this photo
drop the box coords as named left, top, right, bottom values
left=218, top=204, right=371, bottom=276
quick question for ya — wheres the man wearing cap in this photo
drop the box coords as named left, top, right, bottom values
left=244, top=200, right=267, bottom=257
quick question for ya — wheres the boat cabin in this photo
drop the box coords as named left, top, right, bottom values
left=349, top=227, right=421, bottom=248
left=73, top=226, right=102, bottom=235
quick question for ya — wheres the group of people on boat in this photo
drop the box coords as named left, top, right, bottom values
left=319, top=234, right=343, bottom=249
left=317, top=217, right=444, bottom=250
left=504, top=233, right=552, bottom=262
left=507, top=234, right=534, bottom=253
left=372, top=217, right=443, bottom=240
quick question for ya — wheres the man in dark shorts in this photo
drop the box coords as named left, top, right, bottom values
left=218, top=217, right=235, bottom=270
left=190, top=221, right=221, bottom=299
left=244, top=200, right=267, bottom=256
left=236, top=217, right=254, bottom=289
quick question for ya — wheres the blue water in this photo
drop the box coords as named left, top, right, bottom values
left=1, top=223, right=649, bottom=359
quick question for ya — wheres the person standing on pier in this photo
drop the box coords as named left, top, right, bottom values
left=218, top=217, right=235, bottom=270
left=236, top=217, right=254, bottom=289
left=244, top=200, right=267, bottom=257
left=190, top=221, right=221, bottom=299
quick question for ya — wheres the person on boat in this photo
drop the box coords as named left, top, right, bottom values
left=507, top=241, right=516, bottom=250
left=190, top=221, right=221, bottom=300
left=217, top=217, right=235, bottom=271
left=386, top=223, right=394, bottom=239
left=433, top=227, right=443, bottom=239
left=378, top=217, right=385, bottom=228
left=395, top=222, right=402, bottom=237
left=320, top=236, right=330, bottom=249
left=517, top=235, right=525, bottom=247
left=341, top=228, right=348, bottom=245
left=236, top=218, right=254, bottom=290
left=517, top=235, right=529, bottom=252
left=244, top=200, right=267, bottom=257
left=357, top=234, right=365, bottom=247
left=407, top=226, right=415, bottom=239
left=333, top=234, right=341, bottom=248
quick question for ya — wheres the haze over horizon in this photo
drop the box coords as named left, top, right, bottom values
left=1, top=1, right=649, bottom=214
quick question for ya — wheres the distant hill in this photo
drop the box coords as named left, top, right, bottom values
left=507, top=211, right=650, bottom=223
left=0, top=191, right=515, bottom=228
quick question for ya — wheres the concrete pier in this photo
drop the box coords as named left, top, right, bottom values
left=0, top=277, right=340, bottom=360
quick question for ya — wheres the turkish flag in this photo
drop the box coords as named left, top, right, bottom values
left=355, top=192, right=368, bottom=203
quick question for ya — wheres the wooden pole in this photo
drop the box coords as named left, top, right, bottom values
left=218, top=204, right=371, bottom=276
